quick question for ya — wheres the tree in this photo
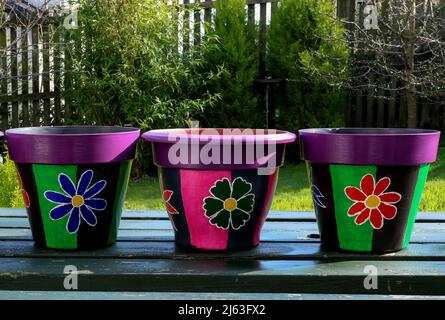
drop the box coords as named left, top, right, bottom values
left=198, top=0, right=260, bottom=128
left=267, top=0, right=350, bottom=132
left=345, top=0, right=445, bottom=128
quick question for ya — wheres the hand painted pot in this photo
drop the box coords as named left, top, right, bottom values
left=299, top=128, right=441, bottom=253
left=143, top=128, right=296, bottom=251
left=6, top=126, right=140, bottom=250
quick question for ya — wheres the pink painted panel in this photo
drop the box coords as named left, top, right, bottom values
left=180, top=170, right=231, bottom=250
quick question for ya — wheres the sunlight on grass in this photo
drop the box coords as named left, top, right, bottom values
left=126, top=148, right=445, bottom=212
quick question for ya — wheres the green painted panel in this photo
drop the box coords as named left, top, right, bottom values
left=33, top=164, right=77, bottom=249
left=330, top=164, right=376, bottom=252
left=403, top=164, right=430, bottom=248
left=108, top=161, right=132, bottom=245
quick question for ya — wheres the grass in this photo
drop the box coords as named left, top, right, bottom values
left=125, top=148, right=445, bottom=212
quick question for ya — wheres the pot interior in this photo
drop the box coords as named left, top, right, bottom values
left=7, top=126, right=140, bottom=135
left=143, top=128, right=296, bottom=144
left=301, top=128, right=438, bottom=135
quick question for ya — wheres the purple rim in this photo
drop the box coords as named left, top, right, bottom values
left=142, top=128, right=296, bottom=170
left=299, top=128, right=441, bottom=165
left=142, top=128, right=296, bottom=144
left=6, top=126, right=141, bottom=164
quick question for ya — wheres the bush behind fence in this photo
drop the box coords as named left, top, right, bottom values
left=0, top=0, right=444, bottom=131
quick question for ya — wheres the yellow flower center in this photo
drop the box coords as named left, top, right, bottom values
left=72, top=195, right=85, bottom=208
left=365, top=195, right=380, bottom=209
left=224, top=198, right=238, bottom=212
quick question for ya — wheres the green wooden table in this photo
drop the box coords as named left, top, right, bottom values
left=0, top=208, right=444, bottom=300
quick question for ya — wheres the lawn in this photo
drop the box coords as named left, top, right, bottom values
left=125, top=148, right=445, bottom=212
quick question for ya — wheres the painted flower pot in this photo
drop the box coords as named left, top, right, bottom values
left=143, top=128, right=296, bottom=251
left=299, top=128, right=441, bottom=253
left=6, top=126, right=140, bottom=250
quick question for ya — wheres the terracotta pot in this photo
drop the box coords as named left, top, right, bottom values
left=6, top=126, right=140, bottom=250
left=299, top=128, right=441, bottom=253
left=143, top=128, right=296, bottom=251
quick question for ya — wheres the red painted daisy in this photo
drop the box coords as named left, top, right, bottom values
left=345, top=174, right=402, bottom=229
left=17, top=173, right=30, bottom=208
left=163, top=190, right=179, bottom=231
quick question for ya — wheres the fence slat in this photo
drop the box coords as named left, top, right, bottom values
left=388, top=79, right=397, bottom=127
left=377, top=84, right=385, bottom=127
left=194, top=5, right=201, bottom=48
left=183, top=0, right=190, bottom=54
left=259, top=2, right=267, bottom=77
left=366, top=77, right=375, bottom=127
left=10, top=27, right=19, bottom=128
left=53, top=24, right=61, bottom=125
left=31, top=25, right=40, bottom=126
left=399, top=93, right=407, bottom=126
left=248, top=4, right=255, bottom=25
left=42, top=25, right=51, bottom=125
left=355, top=90, right=363, bottom=126
left=0, top=27, right=8, bottom=130
left=21, top=27, right=29, bottom=127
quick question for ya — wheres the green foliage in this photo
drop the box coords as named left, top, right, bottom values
left=268, top=0, right=350, bottom=131
left=197, top=0, right=260, bottom=128
left=0, top=152, right=23, bottom=208
left=66, top=0, right=222, bottom=175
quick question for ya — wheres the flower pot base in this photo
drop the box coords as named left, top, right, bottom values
left=310, top=162, right=430, bottom=253
left=159, top=167, right=279, bottom=251
left=175, top=241, right=258, bottom=252
left=16, top=161, right=132, bottom=250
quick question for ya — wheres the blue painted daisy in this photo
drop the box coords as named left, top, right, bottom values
left=44, top=170, right=107, bottom=234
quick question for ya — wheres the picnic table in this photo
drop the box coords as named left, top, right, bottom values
left=0, top=208, right=444, bottom=300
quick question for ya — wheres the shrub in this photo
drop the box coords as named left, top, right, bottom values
left=196, top=0, right=260, bottom=128
left=267, top=0, right=350, bottom=131
left=0, top=151, right=23, bottom=208
left=66, top=0, right=222, bottom=176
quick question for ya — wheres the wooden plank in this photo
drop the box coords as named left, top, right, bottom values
left=21, top=27, right=30, bottom=126
left=31, top=25, right=40, bottom=126
left=10, top=27, right=19, bottom=128
left=2, top=291, right=443, bottom=300
left=42, top=24, right=50, bottom=125
left=0, top=27, right=8, bottom=130
left=0, top=208, right=444, bottom=222
left=0, top=216, right=444, bottom=244
left=0, top=258, right=445, bottom=294
left=1, top=240, right=445, bottom=262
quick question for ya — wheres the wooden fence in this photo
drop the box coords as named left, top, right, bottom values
left=0, top=0, right=444, bottom=131
left=0, top=15, right=69, bottom=131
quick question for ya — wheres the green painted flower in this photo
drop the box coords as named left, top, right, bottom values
left=203, top=177, right=255, bottom=230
